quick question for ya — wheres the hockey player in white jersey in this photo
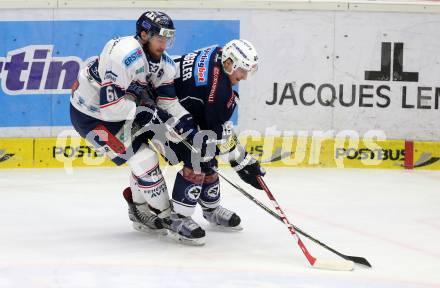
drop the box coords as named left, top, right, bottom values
left=70, top=11, right=198, bottom=237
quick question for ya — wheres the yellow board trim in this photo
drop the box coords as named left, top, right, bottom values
left=0, top=138, right=34, bottom=168
left=1, top=136, right=439, bottom=170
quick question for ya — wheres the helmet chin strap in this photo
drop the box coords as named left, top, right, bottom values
left=222, top=60, right=235, bottom=75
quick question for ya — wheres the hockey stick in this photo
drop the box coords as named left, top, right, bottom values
left=214, top=169, right=371, bottom=268
left=253, top=175, right=356, bottom=271
left=160, top=126, right=362, bottom=270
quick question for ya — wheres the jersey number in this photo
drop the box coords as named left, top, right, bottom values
left=106, top=86, right=118, bottom=102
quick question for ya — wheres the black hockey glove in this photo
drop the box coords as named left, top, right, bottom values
left=164, top=113, right=199, bottom=146
left=173, top=114, right=198, bottom=142
left=169, top=115, right=217, bottom=162
left=126, top=82, right=156, bottom=107
left=230, top=154, right=266, bottom=190
left=133, top=105, right=174, bottom=131
left=200, top=157, right=218, bottom=174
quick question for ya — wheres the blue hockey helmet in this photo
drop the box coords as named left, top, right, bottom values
left=136, top=11, right=175, bottom=47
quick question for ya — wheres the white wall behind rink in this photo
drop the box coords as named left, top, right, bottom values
left=239, top=10, right=440, bottom=141
left=0, top=6, right=439, bottom=141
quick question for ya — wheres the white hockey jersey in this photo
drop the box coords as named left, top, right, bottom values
left=70, top=36, right=187, bottom=122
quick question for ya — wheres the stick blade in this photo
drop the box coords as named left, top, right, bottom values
left=345, top=256, right=371, bottom=267
left=312, top=259, right=354, bottom=271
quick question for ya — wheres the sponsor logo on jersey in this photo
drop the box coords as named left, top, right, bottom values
left=123, top=48, right=143, bottom=67
left=135, top=66, right=145, bottom=75
left=104, top=70, right=118, bottom=82
left=194, top=47, right=215, bottom=87
left=208, top=66, right=220, bottom=103
left=226, top=91, right=236, bottom=109
left=0, top=45, right=82, bottom=95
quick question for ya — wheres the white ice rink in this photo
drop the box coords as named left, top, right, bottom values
left=1, top=166, right=439, bottom=288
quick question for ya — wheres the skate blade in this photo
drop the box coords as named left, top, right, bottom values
left=165, top=230, right=205, bottom=246
left=132, top=222, right=167, bottom=236
left=208, top=223, right=243, bottom=231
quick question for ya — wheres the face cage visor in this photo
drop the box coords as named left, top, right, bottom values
left=145, top=24, right=175, bottom=48
left=154, top=27, right=175, bottom=49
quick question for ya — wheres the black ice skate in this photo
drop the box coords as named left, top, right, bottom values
left=162, top=212, right=206, bottom=246
left=123, top=187, right=166, bottom=235
left=202, top=205, right=243, bottom=231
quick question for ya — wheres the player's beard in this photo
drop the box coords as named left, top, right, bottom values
left=145, top=42, right=163, bottom=61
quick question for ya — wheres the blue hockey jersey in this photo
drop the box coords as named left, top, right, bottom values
left=173, top=46, right=238, bottom=140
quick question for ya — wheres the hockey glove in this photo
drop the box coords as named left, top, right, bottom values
left=126, top=82, right=156, bottom=107
left=230, top=154, right=266, bottom=190
left=200, top=157, right=218, bottom=174
left=132, top=105, right=174, bottom=132
left=173, top=114, right=198, bottom=142
left=169, top=115, right=219, bottom=163
left=163, top=114, right=197, bottom=144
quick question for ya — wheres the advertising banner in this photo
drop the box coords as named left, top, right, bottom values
left=0, top=19, right=239, bottom=128
left=1, top=9, right=439, bottom=142
left=0, top=135, right=434, bottom=170
left=34, top=136, right=116, bottom=168
left=0, top=138, right=33, bottom=168
left=236, top=11, right=440, bottom=141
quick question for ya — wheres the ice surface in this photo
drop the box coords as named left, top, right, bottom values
left=1, top=166, right=439, bottom=287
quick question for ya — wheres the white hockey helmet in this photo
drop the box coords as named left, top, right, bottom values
left=221, top=39, right=258, bottom=75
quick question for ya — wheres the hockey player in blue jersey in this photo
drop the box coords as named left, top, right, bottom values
left=70, top=11, right=199, bottom=237
left=158, top=39, right=266, bottom=245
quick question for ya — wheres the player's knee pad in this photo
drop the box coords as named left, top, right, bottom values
left=128, top=144, right=158, bottom=176
left=171, top=166, right=204, bottom=217
left=199, top=172, right=220, bottom=209
left=128, top=145, right=170, bottom=217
